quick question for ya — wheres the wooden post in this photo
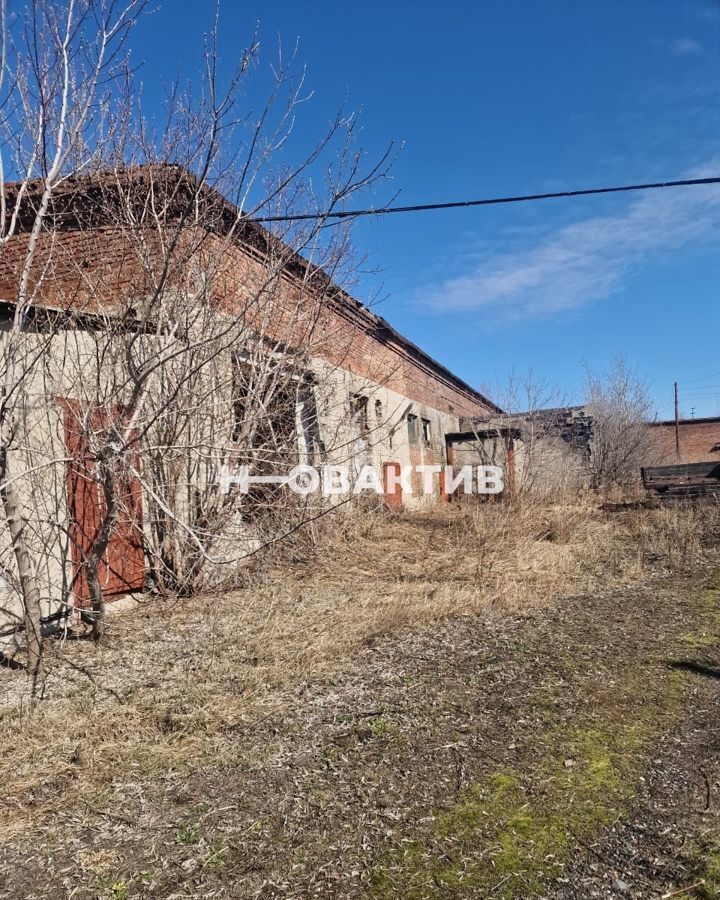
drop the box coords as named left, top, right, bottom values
left=507, top=439, right=517, bottom=497
left=674, top=381, right=681, bottom=462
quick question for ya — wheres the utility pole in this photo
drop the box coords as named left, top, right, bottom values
left=674, top=381, right=681, bottom=462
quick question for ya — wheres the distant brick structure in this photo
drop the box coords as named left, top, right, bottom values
left=648, top=418, right=720, bottom=465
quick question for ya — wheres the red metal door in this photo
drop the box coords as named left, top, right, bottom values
left=59, top=399, right=145, bottom=606
left=383, top=461, right=403, bottom=512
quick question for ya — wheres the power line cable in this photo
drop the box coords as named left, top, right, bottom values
left=254, top=176, right=720, bottom=223
left=679, top=390, right=720, bottom=397
left=680, top=371, right=720, bottom=385
left=677, top=393, right=720, bottom=401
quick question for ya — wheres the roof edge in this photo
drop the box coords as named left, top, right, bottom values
left=2, top=164, right=501, bottom=413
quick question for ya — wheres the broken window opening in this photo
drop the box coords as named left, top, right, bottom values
left=232, top=355, right=323, bottom=471
left=350, top=393, right=369, bottom=433
left=407, top=413, right=419, bottom=444
left=297, top=382, right=325, bottom=465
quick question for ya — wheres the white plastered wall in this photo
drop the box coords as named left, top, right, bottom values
left=0, top=321, right=473, bottom=649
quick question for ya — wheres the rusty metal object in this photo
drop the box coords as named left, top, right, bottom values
left=641, top=461, right=720, bottom=497
left=382, top=461, right=403, bottom=512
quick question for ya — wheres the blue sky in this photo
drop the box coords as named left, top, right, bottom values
left=133, top=0, right=720, bottom=418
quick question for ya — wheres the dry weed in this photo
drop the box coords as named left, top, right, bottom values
left=0, top=493, right=717, bottom=843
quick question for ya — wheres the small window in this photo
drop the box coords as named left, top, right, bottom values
left=350, top=394, right=369, bottom=432
left=421, top=418, right=431, bottom=445
left=407, top=413, right=419, bottom=444
left=375, top=399, right=384, bottom=421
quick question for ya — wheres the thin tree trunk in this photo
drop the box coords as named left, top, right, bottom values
left=85, top=455, right=118, bottom=643
left=0, top=460, right=43, bottom=677
left=85, top=562, right=106, bottom=643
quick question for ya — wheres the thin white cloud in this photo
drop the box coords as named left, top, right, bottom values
left=670, top=36, right=703, bottom=55
left=416, top=164, right=720, bottom=318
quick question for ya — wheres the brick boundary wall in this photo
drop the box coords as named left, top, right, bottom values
left=648, top=418, right=720, bottom=464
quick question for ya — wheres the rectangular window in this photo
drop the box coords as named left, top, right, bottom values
left=230, top=353, right=324, bottom=519
left=297, top=382, right=325, bottom=464
left=350, top=394, right=369, bottom=433
left=407, top=413, right=419, bottom=444
left=233, top=356, right=321, bottom=462
left=421, top=418, right=431, bottom=445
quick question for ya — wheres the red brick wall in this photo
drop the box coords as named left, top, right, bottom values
left=649, top=420, right=720, bottom=464
left=0, top=221, right=494, bottom=420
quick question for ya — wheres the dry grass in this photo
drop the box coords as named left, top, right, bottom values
left=251, top=493, right=717, bottom=661
left=0, top=494, right=718, bottom=849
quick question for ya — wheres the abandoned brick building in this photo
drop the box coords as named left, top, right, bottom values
left=0, top=167, right=499, bottom=647
left=446, top=407, right=720, bottom=493
left=447, top=406, right=594, bottom=494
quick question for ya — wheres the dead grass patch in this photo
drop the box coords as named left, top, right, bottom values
left=0, top=494, right=718, bottom=851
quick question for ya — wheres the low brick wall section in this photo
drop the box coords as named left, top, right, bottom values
left=649, top=418, right=720, bottom=464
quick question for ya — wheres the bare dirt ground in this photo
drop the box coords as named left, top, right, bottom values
left=2, top=499, right=720, bottom=899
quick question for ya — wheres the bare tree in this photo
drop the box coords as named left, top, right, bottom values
left=466, top=370, right=583, bottom=497
left=485, top=370, right=570, bottom=495
left=0, top=3, right=395, bottom=657
left=0, top=0, right=145, bottom=674
left=585, top=357, right=662, bottom=489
